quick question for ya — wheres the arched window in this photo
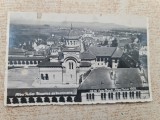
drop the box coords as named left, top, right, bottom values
left=92, top=93, right=94, bottom=100
left=108, top=93, right=111, bottom=100
left=89, top=94, right=92, bottom=99
left=86, top=94, right=89, bottom=100
left=111, top=93, right=113, bottom=100
left=139, top=91, right=141, bottom=98
left=104, top=93, right=106, bottom=100
left=123, top=92, right=125, bottom=99
left=101, top=93, right=103, bottom=100
left=132, top=92, right=134, bottom=99
left=136, top=91, right=139, bottom=98
left=71, top=62, right=74, bottom=69
left=69, top=62, right=71, bottom=69
left=125, top=92, right=127, bottom=98
left=46, top=74, right=49, bottom=80
left=118, top=92, right=120, bottom=99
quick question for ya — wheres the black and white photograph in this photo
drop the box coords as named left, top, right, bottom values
left=5, top=12, right=151, bottom=106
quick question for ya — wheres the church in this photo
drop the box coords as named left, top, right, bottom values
left=33, top=28, right=123, bottom=87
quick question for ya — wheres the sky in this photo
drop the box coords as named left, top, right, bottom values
left=9, top=12, right=147, bottom=28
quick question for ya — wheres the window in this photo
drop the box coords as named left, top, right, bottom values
left=101, top=93, right=106, bottom=100
left=111, top=93, right=113, bottom=100
left=69, top=62, right=74, bottom=69
left=71, top=62, right=73, bottom=69
left=86, top=94, right=89, bottom=100
left=41, top=74, right=44, bottom=80
left=92, top=93, right=94, bottom=100
left=101, top=93, right=103, bottom=100
left=74, top=41, right=76, bottom=45
left=108, top=93, right=111, bottom=99
left=70, top=41, right=72, bottom=45
left=41, top=74, right=49, bottom=80
left=46, top=74, right=49, bottom=80
left=69, top=62, right=71, bottom=69
left=86, top=93, right=94, bottom=101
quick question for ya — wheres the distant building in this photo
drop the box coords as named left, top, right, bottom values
left=9, top=48, right=27, bottom=57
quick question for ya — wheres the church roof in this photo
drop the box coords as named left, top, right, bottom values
left=80, top=51, right=96, bottom=60
left=78, top=67, right=143, bottom=90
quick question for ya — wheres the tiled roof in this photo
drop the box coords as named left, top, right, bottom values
left=9, top=48, right=27, bottom=55
left=80, top=51, right=96, bottom=60
left=111, top=47, right=123, bottom=58
left=88, top=46, right=116, bottom=57
left=8, top=56, right=45, bottom=60
left=37, top=60, right=62, bottom=67
left=79, top=67, right=144, bottom=90
left=80, top=62, right=91, bottom=67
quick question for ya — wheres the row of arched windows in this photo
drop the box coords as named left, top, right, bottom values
left=97, top=91, right=141, bottom=101
left=86, top=93, right=95, bottom=100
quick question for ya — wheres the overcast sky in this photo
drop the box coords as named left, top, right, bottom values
left=9, top=12, right=147, bottom=28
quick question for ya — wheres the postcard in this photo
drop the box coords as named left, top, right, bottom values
left=5, top=12, right=151, bottom=106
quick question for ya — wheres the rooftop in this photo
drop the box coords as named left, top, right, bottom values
left=37, top=59, right=62, bottom=67
left=88, top=46, right=123, bottom=58
left=79, top=67, right=144, bottom=90
left=80, top=51, right=96, bottom=60
left=80, top=62, right=91, bottom=67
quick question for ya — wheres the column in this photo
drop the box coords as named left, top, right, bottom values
left=64, top=96, right=67, bottom=102
left=36, top=61, right=38, bottom=65
left=9, top=98, right=13, bottom=104
left=28, top=61, right=30, bottom=65
left=17, top=97, right=21, bottom=104
left=57, top=96, right=60, bottom=103
left=24, top=61, right=26, bottom=65
left=48, top=97, right=52, bottom=103
left=41, top=97, right=45, bottom=103
left=25, top=97, right=29, bottom=103
left=20, top=61, right=22, bottom=65
left=33, top=97, right=37, bottom=103
left=71, top=96, right=75, bottom=102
